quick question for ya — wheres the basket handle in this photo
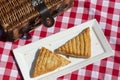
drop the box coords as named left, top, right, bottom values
left=32, top=0, right=54, bottom=27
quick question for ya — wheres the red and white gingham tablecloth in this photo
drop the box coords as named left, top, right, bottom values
left=0, top=0, right=120, bottom=80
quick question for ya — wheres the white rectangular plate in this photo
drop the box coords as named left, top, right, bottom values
left=13, top=19, right=113, bottom=80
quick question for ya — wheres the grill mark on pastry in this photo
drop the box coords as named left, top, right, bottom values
left=76, top=34, right=79, bottom=56
left=55, top=55, right=59, bottom=68
left=73, top=38, right=76, bottom=54
left=74, top=36, right=77, bottom=55
left=78, top=34, right=81, bottom=56
left=48, top=51, right=52, bottom=65
left=87, top=28, right=91, bottom=57
left=83, top=31, right=86, bottom=57
left=41, top=48, right=48, bottom=74
left=89, top=35, right=91, bottom=57
left=53, top=52, right=56, bottom=69
left=81, top=33, right=84, bottom=56
left=63, top=43, right=66, bottom=52
left=34, top=49, right=42, bottom=75
left=47, top=49, right=52, bottom=71
left=38, top=49, right=43, bottom=65
left=86, top=29, right=89, bottom=57
left=72, top=39, right=74, bottom=54
left=41, top=49, right=46, bottom=74
left=67, top=41, right=70, bottom=54
left=60, top=45, right=63, bottom=51
left=64, top=41, right=68, bottom=57
left=46, top=49, right=50, bottom=72
left=86, top=31, right=88, bottom=57
left=60, top=46, right=64, bottom=54
left=79, top=34, right=83, bottom=56
left=37, top=50, right=42, bottom=72
left=39, top=48, right=46, bottom=71
left=40, top=51, right=45, bottom=72
left=64, top=41, right=68, bottom=54
left=79, top=34, right=81, bottom=56
left=70, top=40, right=72, bottom=54
left=76, top=35, right=79, bottom=56
left=65, top=43, right=68, bottom=54
left=70, top=40, right=73, bottom=55
left=64, top=44, right=69, bottom=54
left=72, top=38, right=76, bottom=54
left=67, top=40, right=70, bottom=56
left=44, top=49, right=48, bottom=70
left=53, top=54, right=56, bottom=69
left=58, top=46, right=61, bottom=52
left=68, top=41, right=71, bottom=54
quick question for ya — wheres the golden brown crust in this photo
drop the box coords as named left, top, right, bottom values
left=86, top=28, right=91, bottom=57
left=32, top=47, right=70, bottom=77
left=55, top=27, right=91, bottom=58
left=80, top=33, right=84, bottom=57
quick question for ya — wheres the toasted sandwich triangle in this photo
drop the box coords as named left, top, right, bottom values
left=32, top=47, right=70, bottom=77
left=55, top=27, right=91, bottom=58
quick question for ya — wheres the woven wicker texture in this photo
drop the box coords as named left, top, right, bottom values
left=0, top=0, right=73, bottom=41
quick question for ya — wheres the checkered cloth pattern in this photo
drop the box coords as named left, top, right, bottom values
left=0, top=0, right=120, bottom=80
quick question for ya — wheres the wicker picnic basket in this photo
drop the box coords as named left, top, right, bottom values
left=0, top=0, right=74, bottom=41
